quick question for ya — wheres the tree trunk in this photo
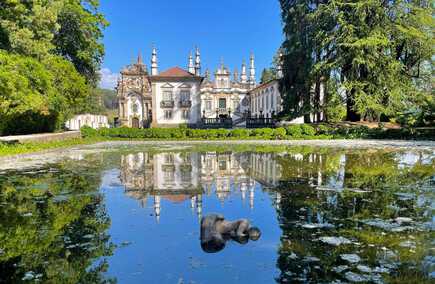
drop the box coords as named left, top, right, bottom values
left=346, top=90, right=360, bottom=121
left=314, top=78, right=322, bottom=122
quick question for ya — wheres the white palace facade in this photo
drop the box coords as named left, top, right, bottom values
left=119, top=151, right=283, bottom=221
left=116, top=46, right=292, bottom=128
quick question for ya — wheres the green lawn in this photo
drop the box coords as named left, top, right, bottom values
left=0, top=137, right=104, bottom=157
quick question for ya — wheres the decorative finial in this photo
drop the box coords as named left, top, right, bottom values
left=137, top=51, right=143, bottom=64
left=188, top=51, right=195, bottom=74
left=151, top=45, right=158, bottom=75
left=233, top=67, right=239, bottom=82
left=195, top=46, right=201, bottom=76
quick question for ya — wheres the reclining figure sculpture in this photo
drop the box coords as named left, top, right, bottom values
left=200, top=214, right=261, bottom=253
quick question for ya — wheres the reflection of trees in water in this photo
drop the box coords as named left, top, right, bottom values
left=272, top=150, right=434, bottom=283
left=0, top=159, right=115, bottom=283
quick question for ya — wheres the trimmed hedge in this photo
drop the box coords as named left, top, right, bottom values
left=81, top=125, right=316, bottom=140
left=80, top=124, right=434, bottom=140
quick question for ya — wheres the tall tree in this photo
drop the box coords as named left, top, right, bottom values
left=53, top=0, right=108, bottom=86
left=0, top=0, right=107, bottom=85
left=0, top=0, right=61, bottom=59
left=0, top=0, right=108, bottom=134
left=279, top=0, right=316, bottom=121
left=279, top=0, right=434, bottom=122
left=260, top=68, right=275, bottom=84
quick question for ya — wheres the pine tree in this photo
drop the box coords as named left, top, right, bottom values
left=279, top=0, right=434, bottom=122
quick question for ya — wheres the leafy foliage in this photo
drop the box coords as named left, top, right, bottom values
left=0, top=0, right=108, bottom=135
left=260, top=68, right=275, bottom=84
left=53, top=0, right=108, bottom=85
left=81, top=124, right=434, bottom=141
left=279, top=0, right=434, bottom=124
left=0, top=51, right=91, bottom=135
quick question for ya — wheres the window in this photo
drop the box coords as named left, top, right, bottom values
left=132, top=103, right=138, bottom=114
left=271, top=93, right=274, bottom=109
left=164, top=154, right=174, bottom=164
left=163, top=170, right=175, bottom=183
left=164, top=110, right=172, bottom=120
left=219, top=98, right=226, bottom=109
left=266, top=94, right=269, bottom=110
left=219, top=160, right=227, bottom=171
left=180, top=90, right=190, bottom=101
left=205, top=100, right=212, bottom=111
left=163, top=91, right=173, bottom=101
left=181, top=170, right=191, bottom=183
left=182, top=109, right=190, bottom=119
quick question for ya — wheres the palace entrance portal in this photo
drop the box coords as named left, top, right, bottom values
left=132, top=117, right=140, bottom=128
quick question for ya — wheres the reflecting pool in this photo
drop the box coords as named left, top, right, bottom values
left=0, top=144, right=434, bottom=283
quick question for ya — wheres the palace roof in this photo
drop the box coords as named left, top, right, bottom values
left=157, top=67, right=196, bottom=77
left=150, top=66, right=203, bottom=82
left=249, top=78, right=279, bottom=93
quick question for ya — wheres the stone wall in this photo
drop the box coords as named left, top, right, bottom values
left=0, top=131, right=81, bottom=143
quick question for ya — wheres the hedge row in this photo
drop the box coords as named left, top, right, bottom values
left=81, top=124, right=328, bottom=140
left=80, top=124, right=434, bottom=140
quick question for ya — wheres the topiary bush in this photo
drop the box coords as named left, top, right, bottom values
left=316, top=124, right=332, bottom=135
left=273, top=127, right=287, bottom=139
left=300, top=124, right=316, bottom=136
left=231, top=128, right=250, bottom=138
left=252, top=128, right=274, bottom=138
left=286, top=125, right=303, bottom=137
left=80, top=126, right=99, bottom=138
left=215, top=129, right=230, bottom=138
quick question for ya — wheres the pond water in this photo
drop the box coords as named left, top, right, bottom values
left=0, top=144, right=434, bottom=283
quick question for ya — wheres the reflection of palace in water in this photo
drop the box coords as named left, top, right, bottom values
left=120, top=151, right=284, bottom=221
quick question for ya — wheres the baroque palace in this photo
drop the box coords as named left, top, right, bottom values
left=116, top=46, right=286, bottom=128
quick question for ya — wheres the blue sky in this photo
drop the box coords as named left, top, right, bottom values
left=99, top=0, right=283, bottom=89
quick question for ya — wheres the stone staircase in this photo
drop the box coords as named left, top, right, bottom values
left=232, top=116, right=247, bottom=128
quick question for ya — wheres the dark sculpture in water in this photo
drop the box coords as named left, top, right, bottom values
left=200, top=214, right=261, bottom=253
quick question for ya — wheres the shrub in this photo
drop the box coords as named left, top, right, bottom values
left=316, top=124, right=332, bottom=135
left=286, top=125, right=303, bottom=137
left=80, top=126, right=99, bottom=138
left=170, top=128, right=186, bottom=139
left=187, top=129, right=206, bottom=138
left=346, top=126, right=370, bottom=139
left=231, top=128, right=250, bottom=138
left=178, top=123, right=188, bottom=130
left=251, top=128, right=274, bottom=138
left=273, top=127, right=287, bottom=139
left=79, top=125, right=430, bottom=141
left=215, top=129, right=230, bottom=138
left=300, top=124, right=316, bottom=136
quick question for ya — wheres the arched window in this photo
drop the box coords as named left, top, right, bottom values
left=271, top=93, right=274, bottom=109
left=266, top=94, right=269, bottom=110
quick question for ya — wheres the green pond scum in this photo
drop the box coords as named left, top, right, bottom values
left=0, top=145, right=433, bottom=283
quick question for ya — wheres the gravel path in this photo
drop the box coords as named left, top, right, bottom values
left=0, top=139, right=434, bottom=171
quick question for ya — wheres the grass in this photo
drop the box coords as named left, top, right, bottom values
left=0, top=137, right=104, bottom=157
